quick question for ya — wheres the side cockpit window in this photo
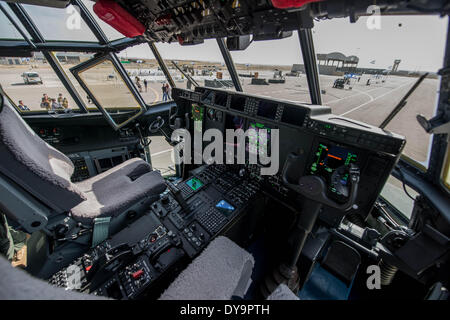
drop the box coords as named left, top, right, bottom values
left=314, top=15, right=447, bottom=169
left=0, top=3, right=82, bottom=113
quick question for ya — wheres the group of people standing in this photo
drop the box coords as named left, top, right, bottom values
left=134, top=76, right=172, bottom=102
left=40, top=93, right=70, bottom=111
left=16, top=93, right=70, bottom=112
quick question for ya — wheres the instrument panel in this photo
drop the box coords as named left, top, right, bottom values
left=114, top=0, right=432, bottom=45
left=116, top=0, right=305, bottom=44
left=178, top=87, right=405, bottom=155
left=173, top=87, right=406, bottom=224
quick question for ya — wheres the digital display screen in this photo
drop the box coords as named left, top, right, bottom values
left=225, top=114, right=245, bottom=130
left=191, top=104, right=204, bottom=122
left=201, top=91, right=214, bottom=104
left=310, top=143, right=357, bottom=200
left=214, top=92, right=228, bottom=107
left=215, top=200, right=235, bottom=216
left=257, top=101, right=278, bottom=119
left=281, top=105, right=307, bottom=127
left=230, top=95, right=246, bottom=112
left=225, top=114, right=245, bottom=158
left=186, top=177, right=204, bottom=191
left=247, top=122, right=272, bottom=158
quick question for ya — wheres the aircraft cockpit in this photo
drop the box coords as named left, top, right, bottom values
left=0, top=0, right=448, bottom=303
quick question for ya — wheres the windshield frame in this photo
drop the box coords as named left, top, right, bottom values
left=1, top=1, right=448, bottom=194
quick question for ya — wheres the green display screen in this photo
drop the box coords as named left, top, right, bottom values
left=247, top=122, right=271, bottom=157
left=310, top=143, right=357, bottom=197
left=192, top=104, right=204, bottom=122
left=186, top=177, right=203, bottom=191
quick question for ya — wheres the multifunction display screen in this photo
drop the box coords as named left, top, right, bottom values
left=257, top=101, right=278, bottom=119
left=230, top=95, right=246, bottom=112
left=310, top=143, right=357, bottom=199
left=214, top=92, right=228, bottom=107
left=281, top=105, right=307, bottom=127
left=186, top=177, right=204, bottom=191
left=247, top=122, right=272, bottom=158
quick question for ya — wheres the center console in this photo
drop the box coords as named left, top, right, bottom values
left=49, top=164, right=262, bottom=299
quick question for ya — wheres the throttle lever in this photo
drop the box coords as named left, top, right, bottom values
left=168, top=105, right=179, bottom=130
left=166, top=181, right=190, bottom=214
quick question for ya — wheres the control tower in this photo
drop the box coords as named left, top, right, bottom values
left=392, top=59, right=401, bottom=72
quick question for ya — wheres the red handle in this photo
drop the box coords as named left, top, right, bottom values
left=93, top=0, right=146, bottom=38
left=271, top=0, right=323, bottom=9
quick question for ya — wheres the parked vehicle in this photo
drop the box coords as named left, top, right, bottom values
left=22, top=72, right=43, bottom=84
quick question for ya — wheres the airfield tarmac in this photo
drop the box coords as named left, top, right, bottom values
left=0, top=65, right=439, bottom=168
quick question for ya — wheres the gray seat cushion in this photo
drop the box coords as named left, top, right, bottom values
left=0, top=254, right=106, bottom=300
left=159, top=236, right=255, bottom=300
left=0, top=97, right=85, bottom=212
left=71, top=158, right=166, bottom=222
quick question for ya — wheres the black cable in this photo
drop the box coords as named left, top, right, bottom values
left=398, top=169, right=416, bottom=201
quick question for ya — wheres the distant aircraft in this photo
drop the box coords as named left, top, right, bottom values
left=370, top=60, right=376, bottom=64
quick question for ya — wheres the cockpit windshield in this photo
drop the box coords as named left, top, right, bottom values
left=314, top=15, right=448, bottom=167
left=0, top=0, right=449, bottom=303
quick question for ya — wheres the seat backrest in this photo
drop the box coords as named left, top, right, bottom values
left=0, top=94, right=85, bottom=214
left=159, top=236, right=254, bottom=300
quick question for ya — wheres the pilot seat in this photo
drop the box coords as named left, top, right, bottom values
left=0, top=94, right=166, bottom=277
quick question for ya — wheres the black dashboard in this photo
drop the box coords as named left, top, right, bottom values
left=173, top=86, right=405, bottom=225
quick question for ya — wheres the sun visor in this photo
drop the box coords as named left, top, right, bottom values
left=93, top=0, right=146, bottom=38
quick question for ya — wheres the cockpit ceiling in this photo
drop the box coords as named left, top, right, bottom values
left=85, top=0, right=447, bottom=45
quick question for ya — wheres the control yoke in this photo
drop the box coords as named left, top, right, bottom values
left=168, top=105, right=190, bottom=131
left=282, top=153, right=360, bottom=211
left=149, top=116, right=165, bottom=133
left=262, top=153, right=361, bottom=296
